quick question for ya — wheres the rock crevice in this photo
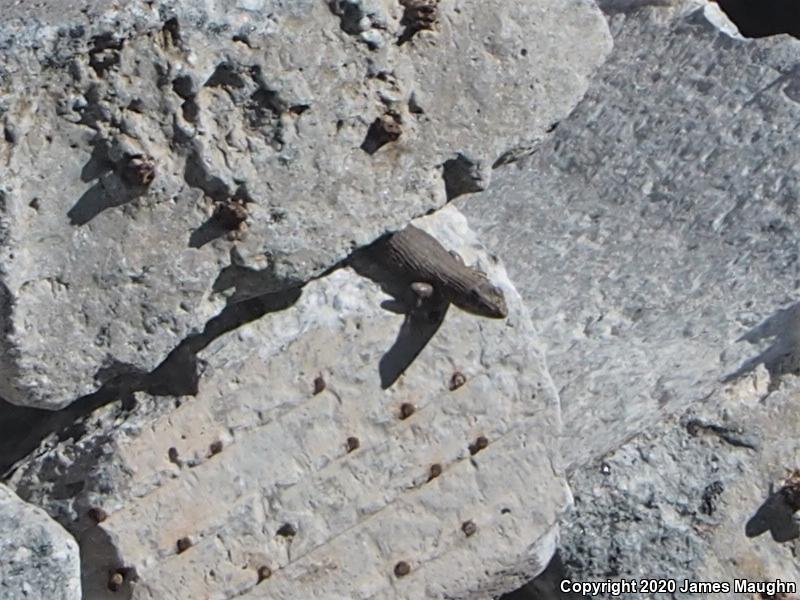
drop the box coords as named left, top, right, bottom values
left=0, top=0, right=611, bottom=409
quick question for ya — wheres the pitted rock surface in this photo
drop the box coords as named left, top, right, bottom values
left=0, top=0, right=611, bottom=408
left=9, top=207, right=569, bottom=600
left=463, top=6, right=800, bottom=471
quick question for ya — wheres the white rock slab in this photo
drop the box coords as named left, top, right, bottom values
left=9, top=207, right=568, bottom=599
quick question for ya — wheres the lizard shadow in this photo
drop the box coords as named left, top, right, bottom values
left=349, top=250, right=448, bottom=389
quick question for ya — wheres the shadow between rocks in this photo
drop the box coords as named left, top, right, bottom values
left=0, top=288, right=302, bottom=479
left=0, top=228, right=456, bottom=478
left=714, top=0, right=800, bottom=39
left=212, top=263, right=305, bottom=304
left=1, top=286, right=304, bottom=599
left=349, top=243, right=447, bottom=389
left=499, top=551, right=586, bottom=600
left=0, top=226, right=446, bottom=477
left=0, top=389, right=119, bottom=479
left=141, top=287, right=302, bottom=397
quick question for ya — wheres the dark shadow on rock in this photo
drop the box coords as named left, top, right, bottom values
left=684, top=417, right=759, bottom=451
left=188, top=216, right=230, bottom=248
left=80, top=523, right=135, bottom=599
left=349, top=245, right=447, bottom=389
left=500, top=551, right=587, bottom=600
left=722, top=301, right=800, bottom=384
left=183, top=149, right=230, bottom=202
left=0, top=386, right=121, bottom=478
left=328, top=1, right=365, bottom=35
left=93, top=359, right=147, bottom=390
left=360, top=114, right=402, bottom=155
left=212, top=264, right=305, bottom=304
left=0, top=401, right=61, bottom=475
left=714, top=0, right=800, bottom=39
left=189, top=198, right=249, bottom=249
left=442, top=153, right=489, bottom=201
left=0, top=288, right=302, bottom=479
left=70, top=137, right=153, bottom=225
left=140, top=288, right=302, bottom=397
left=68, top=173, right=146, bottom=226
left=396, top=2, right=437, bottom=46
left=80, top=140, right=114, bottom=183
left=593, top=0, right=679, bottom=15
left=745, top=484, right=800, bottom=542
left=377, top=302, right=448, bottom=389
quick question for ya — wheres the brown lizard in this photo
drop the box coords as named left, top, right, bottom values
left=366, top=224, right=508, bottom=319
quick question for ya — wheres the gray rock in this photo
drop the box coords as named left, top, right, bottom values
left=0, top=483, right=81, bottom=600
left=9, top=207, right=569, bottom=599
left=556, top=368, right=800, bottom=600
left=0, top=0, right=611, bottom=409
left=461, top=5, right=800, bottom=472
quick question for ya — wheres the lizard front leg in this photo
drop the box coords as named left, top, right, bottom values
left=408, top=282, right=448, bottom=323
left=410, top=282, right=435, bottom=308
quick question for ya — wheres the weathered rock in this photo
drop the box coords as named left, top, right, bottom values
left=462, top=5, right=800, bottom=471
left=0, top=0, right=611, bottom=409
left=0, top=483, right=81, bottom=600
left=9, top=207, right=569, bottom=599
left=556, top=368, right=800, bottom=600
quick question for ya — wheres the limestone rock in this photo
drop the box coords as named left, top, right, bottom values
left=461, top=6, right=800, bottom=471
left=0, top=483, right=81, bottom=600
left=9, top=207, right=569, bottom=599
left=557, top=368, right=800, bottom=599
left=0, top=0, right=611, bottom=409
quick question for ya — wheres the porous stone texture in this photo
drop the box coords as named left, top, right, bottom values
left=0, top=483, right=81, bottom=600
left=555, top=369, right=800, bottom=600
left=0, top=0, right=611, bottom=409
left=462, top=4, right=800, bottom=472
left=488, top=3, right=800, bottom=598
left=9, top=207, right=570, bottom=600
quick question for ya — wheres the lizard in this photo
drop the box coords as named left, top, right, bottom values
left=365, top=224, right=508, bottom=319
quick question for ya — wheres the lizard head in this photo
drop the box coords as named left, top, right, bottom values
left=456, top=281, right=508, bottom=319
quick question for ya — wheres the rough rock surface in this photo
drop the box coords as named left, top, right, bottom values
left=0, top=0, right=611, bottom=409
left=492, top=3, right=800, bottom=598
left=9, top=207, right=569, bottom=599
left=553, top=369, right=800, bottom=600
left=0, top=483, right=82, bottom=600
left=462, top=4, right=800, bottom=472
